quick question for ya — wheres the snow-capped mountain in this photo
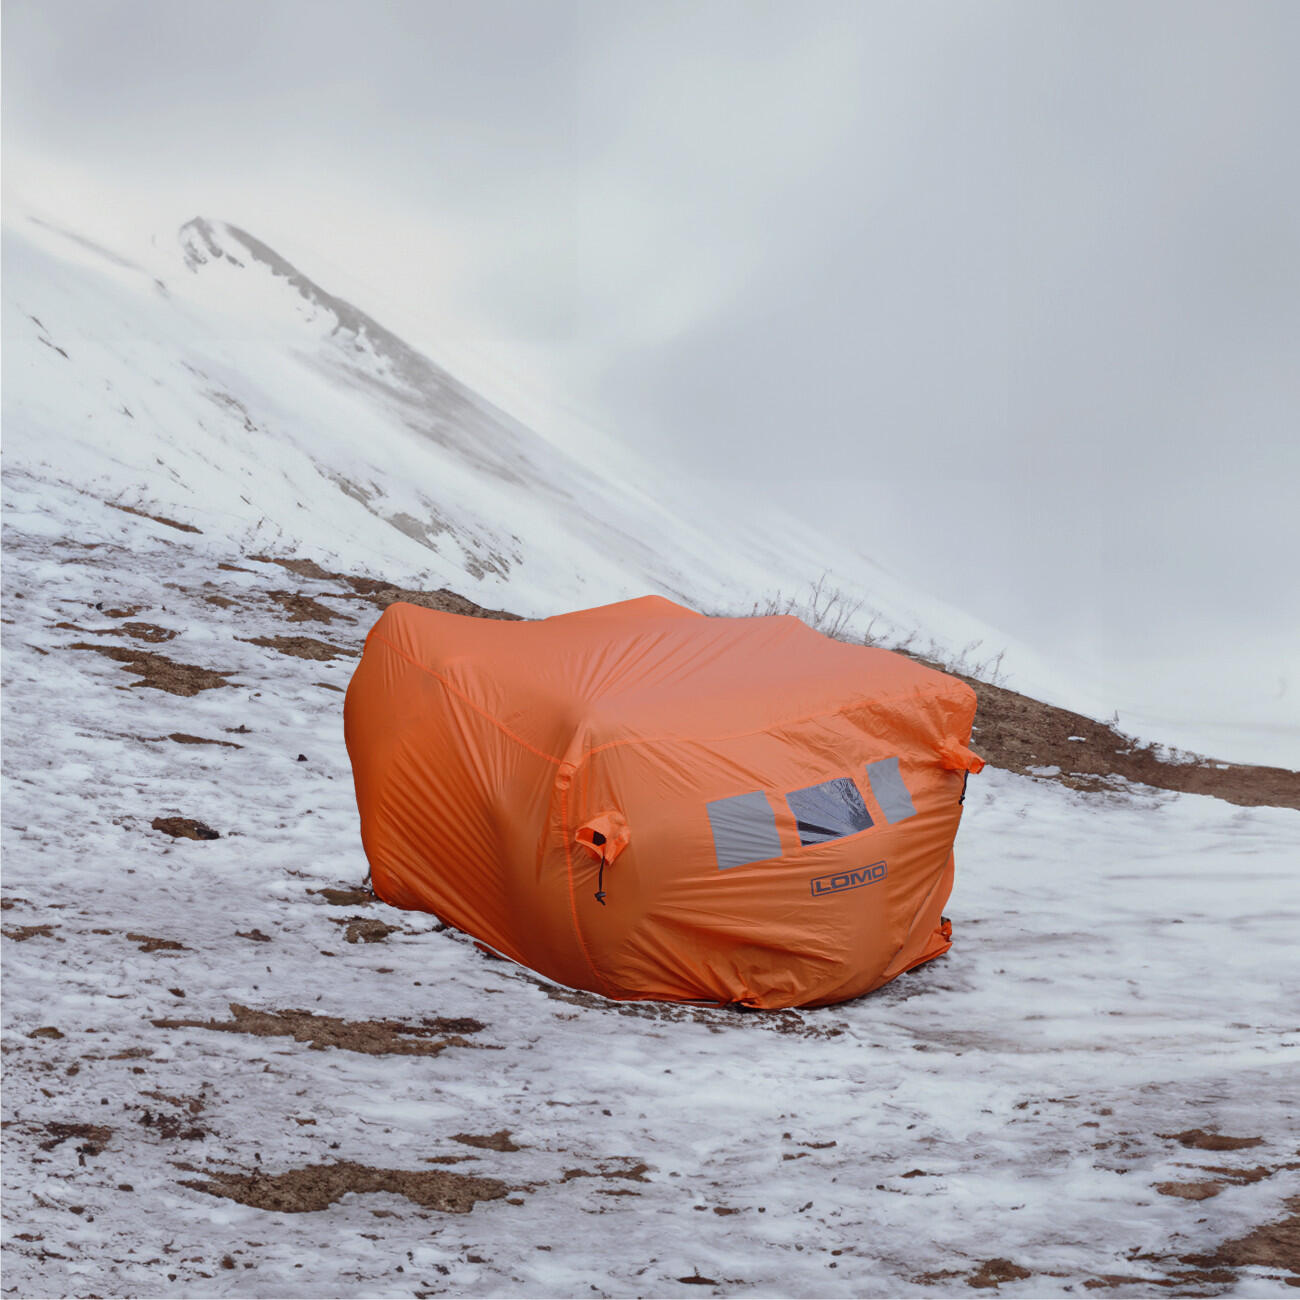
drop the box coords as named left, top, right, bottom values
left=3, top=205, right=1042, bottom=674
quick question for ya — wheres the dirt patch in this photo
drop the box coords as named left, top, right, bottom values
left=152, top=1003, right=486, bottom=1056
left=1181, top=1195, right=1300, bottom=1281
left=118, top=622, right=176, bottom=643
left=99, top=604, right=144, bottom=619
left=451, top=1130, right=520, bottom=1152
left=347, top=580, right=522, bottom=620
left=69, top=643, right=231, bottom=696
left=4, top=924, right=56, bottom=942
left=111, top=503, right=202, bottom=534
left=247, top=555, right=521, bottom=620
left=39, top=1123, right=112, bottom=1156
left=945, top=669, right=1300, bottom=810
left=240, top=635, right=349, bottom=662
left=138, top=1108, right=207, bottom=1142
left=1162, top=1128, right=1264, bottom=1151
left=126, top=932, right=188, bottom=953
left=267, top=590, right=353, bottom=624
left=312, top=887, right=374, bottom=906
left=560, top=1161, right=651, bottom=1183
left=1196, top=1164, right=1280, bottom=1185
left=167, top=733, right=242, bottom=749
left=151, top=816, right=220, bottom=841
left=332, top=916, right=398, bottom=944
left=1108, top=1196, right=1300, bottom=1291
left=248, top=555, right=335, bottom=580
left=236, top=928, right=273, bottom=943
left=967, top=1258, right=1033, bottom=1289
left=1155, top=1180, right=1222, bottom=1201
left=182, top=1160, right=508, bottom=1214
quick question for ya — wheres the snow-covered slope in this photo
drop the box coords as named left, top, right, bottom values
left=2, top=207, right=1063, bottom=689
left=2, top=481, right=1297, bottom=1297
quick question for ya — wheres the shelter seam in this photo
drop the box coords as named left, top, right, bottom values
left=559, top=774, right=610, bottom=996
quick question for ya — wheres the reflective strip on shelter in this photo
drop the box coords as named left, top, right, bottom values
left=708, top=791, right=783, bottom=870
left=786, top=777, right=874, bottom=846
left=865, top=756, right=916, bottom=823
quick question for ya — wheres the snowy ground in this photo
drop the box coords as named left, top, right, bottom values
left=4, top=477, right=1298, bottom=1298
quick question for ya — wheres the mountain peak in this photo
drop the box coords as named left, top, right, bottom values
left=178, top=216, right=423, bottom=383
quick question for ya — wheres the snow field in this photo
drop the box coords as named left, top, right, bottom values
left=3, top=480, right=1297, bottom=1297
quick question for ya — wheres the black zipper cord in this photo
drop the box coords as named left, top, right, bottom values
left=590, top=829, right=609, bottom=905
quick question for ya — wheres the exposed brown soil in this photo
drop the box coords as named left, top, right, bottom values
left=1180, top=1195, right=1300, bottom=1282
left=451, top=1130, right=521, bottom=1152
left=181, top=1160, right=508, bottom=1214
left=151, top=816, right=220, bottom=841
left=346, top=579, right=522, bottom=620
left=69, top=643, right=232, bottom=696
left=111, top=503, right=202, bottom=534
left=247, top=554, right=520, bottom=620
left=560, top=1161, right=651, bottom=1183
left=266, top=590, right=353, bottom=624
left=1155, top=1180, right=1222, bottom=1201
left=1084, top=1195, right=1300, bottom=1291
left=138, top=1108, right=207, bottom=1142
left=126, top=932, right=188, bottom=952
left=152, top=1002, right=486, bottom=1056
left=3, top=924, right=56, bottom=942
left=167, top=732, right=242, bottom=749
left=1162, top=1129, right=1264, bottom=1151
left=312, top=887, right=374, bottom=906
left=1195, top=1164, right=1280, bottom=1185
left=332, top=916, right=398, bottom=944
left=141, top=1088, right=206, bottom=1116
left=118, top=622, right=176, bottom=643
left=967, top=1258, right=1033, bottom=1289
left=39, top=1123, right=112, bottom=1156
left=240, top=634, right=348, bottom=661
left=947, top=670, right=1300, bottom=810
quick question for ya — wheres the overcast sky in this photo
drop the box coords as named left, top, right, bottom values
left=5, top=0, right=1298, bottom=740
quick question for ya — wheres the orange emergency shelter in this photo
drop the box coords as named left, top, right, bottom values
left=344, top=596, right=983, bottom=1009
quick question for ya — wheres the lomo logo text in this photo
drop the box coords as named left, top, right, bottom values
left=809, top=860, right=887, bottom=897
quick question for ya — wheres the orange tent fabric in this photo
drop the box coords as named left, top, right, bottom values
left=344, top=595, right=983, bottom=1009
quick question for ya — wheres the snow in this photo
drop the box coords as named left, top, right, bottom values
left=3, top=488, right=1298, bottom=1296
left=4, top=206, right=1299, bottom=1296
